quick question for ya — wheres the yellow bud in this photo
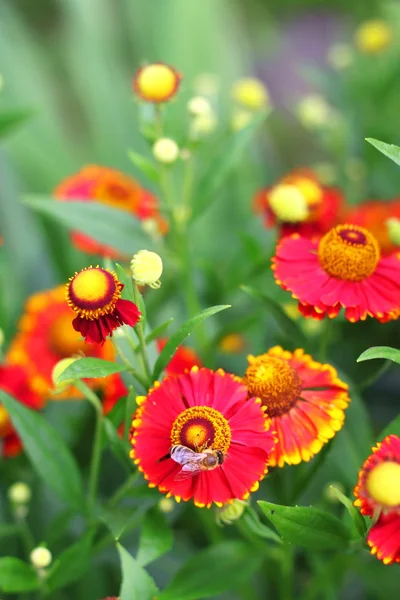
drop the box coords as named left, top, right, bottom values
left=282, top=302, right=300, bottom=321
left=268, top=184, right=309, bottom=223
left=51, top=357, right=79, bottom=392
left=232, top=78, right=269, bottom=111
left=187, top=96, right=212, bottom=116
left=367, top=461, right=400, bottom=507
left=327, top=43, right=354, bottom=70
left=159, top=497, right=175, bottom=513
left=153, top=138, right=179, bottom=164
left=30, top=547, right=52, bottom=569
left=8, top=482, right=31, bottom=505
left=297, top=94, right=332, bottom=129
left=387, top=218, right=400, bottom=246
left=230, top=109, right=253, bottom=132
left=216, top=500, right=248, bottom=526
left=302, top=319, right=324, bottom=337
left=191, top=111, right=217, bottom=137
left=355, top=20, right=393, bottom=54
left=218, top=333, right=246, bottom=354
left=131, top=250, right=163, bottom=289
left=323, top=482, right=345, bottom=503
left=133, top=63, right=181, bottom=103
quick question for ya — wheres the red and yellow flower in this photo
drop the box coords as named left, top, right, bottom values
left=253, top=169, right=344, bottom=239
left=273, top=224, right=400, bottom=322
left=54, top=165, right=167, bottom=257
left=66, top=266, right=141, bottom=345
left=354, top=435, right=400, bottom=564
left=6, top=285, right=117, bottom=399
left=156, top=338, right=203, bottom=375
left=345, top=199, right=400, bottom=256
left=133, top=63, right=182, bottom=103
left=242, top=347, right=349, bottom=467
left=129, top=367, right=275, bottom=507
left=0, top=364, right=44, bottom=457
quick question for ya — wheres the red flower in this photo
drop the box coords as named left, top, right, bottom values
left=66, top=267, right=141, bottom=344
left=6, top=285, right=117, bottom=399
left=242, top=347, right=349, bottom=467
left=54, top=165, right=167, bottom=258
left=0, top=365, right=44, bottom=457
left=345, top=199, right=400, bottom=255
left=254, top=169, right=343, bottom=239
left=129, top=367, right=275, bottom=507
left=273, top=224, right=400, bottom=322
left=156, top=338, right=203, bottom=375
left=354, top=435, right=400, bottom=564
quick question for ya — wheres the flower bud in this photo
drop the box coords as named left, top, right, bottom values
left=387, top=218, right=400, bottom=246
left=296, top=94, right=332, bottom=129
left=131, top=250, right=163, bottom=289
left=187, top=96, right=212, bottom=116
left=30, top=547, right=52, bottom=569
left=327, top=43, right=354, bottom=70
left=8, top=482, right=31, bottom=505
left=355, top=20, right=393, bottom=54
left=191, top=111, right=217, bottom=138
left=216, top=499, right=248, bottom=526
left=218, top=334, right=246, bottom=354
left=153, top=138, right=179, bottom=164
left=51, top=357, right=79, bottom=392
left=232, top=78, right=269, bottom=111
left=133, top=63, right=181, bottom=103
left=158, top=497, right=175, bottom=513
left=324, top=482, right=346, bottom=503
left=269, top=184, right=309, bottom=223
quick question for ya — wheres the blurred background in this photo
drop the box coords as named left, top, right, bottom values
left=1, top=0, right=400, bottom=597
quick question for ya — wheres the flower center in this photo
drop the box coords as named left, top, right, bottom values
left=49, top=313, right=87, bottom=357
left=244, top=354, right=302, bottom=417
left=269, top=184, right=309, bottom=223
left=0, top=405, right=10, bottom=436
left=318, top=225, right=380, bottom=281
left=295, top=177, right=323, bottom=207
left=170, top=406, right=231, bottom=453
left=366, top=461, right=400, bottom=508
left=66, top=267, right=122, bottom=319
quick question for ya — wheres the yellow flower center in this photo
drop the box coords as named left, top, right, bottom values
left=243, top=354, right=302, bottom=417
left=318, top=225, right=380, bottom=281
left=268, top=184, right=309, bottom=223
left=231, top=78, right=269, bottom=111
left=295, top=177, right=323, bottom=207
left=49, top=313, right=87, bottom=356
left=366, top=461, right=400, bottom=507
left=170, top=406, right=231, bottom=453
left=66, top=267, right=122, bottom=319
left=136, top=64, right=179, bottom=102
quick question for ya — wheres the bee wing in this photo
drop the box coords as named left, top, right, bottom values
left=174, top=460, right=206, bottom=481
left=170, top=445, right=199, bottom=466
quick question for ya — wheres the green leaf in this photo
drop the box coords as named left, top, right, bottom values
left=115, top=263, right=135, bottom=304
left=366, top=138, right=400, bottom=167
left=0, top=391, right=85, bottom=512
left=192, top=111, right=268, bottom=220
left=57, top=357, right=129, bottom=383
left=46, top=533, right=93, bottom=592
left=128, top=150, right=160, bottom=183
left=158, top=541, right=263, bottom=600
left=378, top=414, right=400, bottom=439
left=103, top=418, right=132, bottom=470
left=23, top=196, right=153, bottom=256
left=328, top=486, right=367, bottom=539
left=241, top=286, right=306, bottom=344
left=0, top=557, right=39, bottom=593
left=152, top=305, right=230, bottom=380
left=117, top=543, right=158, bottom=600
left=137, top=507, right=173, bottom=566
left=357, top=346, right=400, bottom=364
left=0, top=523, right=20, bottom=539
left=145, top=317, right=174, bottom=344
left=101, top=506, right=146, bottom=541
left=0, top=108, right=34, bottom=138
left=258, top=501, right=351, bottom=550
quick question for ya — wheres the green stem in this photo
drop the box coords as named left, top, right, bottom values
left=107, top=470, right=141, bottom=509
left=278, top=545, right=293, bottom=600
left=18, top=519, right=35, bottom=557
left=112, top=339, right=149, bottom=389
left=132, top=282, right=152, bottom=383
left=318, top=319, right=332, bottom=363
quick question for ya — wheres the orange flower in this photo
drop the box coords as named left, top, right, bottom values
left=54, top=165, right=167, bottom=257
left=6, top=285, right=117, bottom=399
left=242, top=346, right=349, bottom=467
left=133, top=63, right=182, bottom=103
left=346, top=199, right=400, bottom=255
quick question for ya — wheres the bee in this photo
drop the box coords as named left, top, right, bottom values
left=161, top=445, right=225, bottom=481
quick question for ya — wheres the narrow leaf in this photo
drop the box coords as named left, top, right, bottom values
left=241, top=286, right=306, bottom=343
left=145, top=318, right=174, bottom=344
left=329, top=486, right=367, bottom=538
left=378, top=414, right=400, bottom=440
left=46, top=533, right=93, bottom=592
left=0, top=391, right=85, bottom=511
left=152, top=305, right=230, bottom=380
left=117, top=543, right=158, bottom=600
left=57, top=357, right=129, bottom=383
left=258, top=501, right=351, bottom=550
left=357, top=346, right=400, bottom=364
left=128, top=150, right=160, bottom=183
left=366, top=137, right=400, bottom=167
left=23, top=196, right=153, bottom=256
left=0, top=558, right=39, bottom=593
left=101, top=506, right=146, bottom=541
left=158, top=541, right=263, bottom=600
left=137, top=507, right=173, bottom=566
left=116, top=263, right=135, bottom=303
left=0, top=108, right=34, bottom=138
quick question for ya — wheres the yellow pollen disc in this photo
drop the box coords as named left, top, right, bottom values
left=136, top=64, right=178, bottom=102
left=71, top=269, right=110, bottom=302
left=243, top=354, right=302, bottom=417
left=170, top=406, right=231, bottom=453
left=366, top=461, right=400, bottom=507
left=49, top=313, right=87, bottom=356
left=268, top=184, right=309, bottom=223
left=294, top=177, right=323, bottom=206
left=0, top=405, right=10, bottom=435
left=318, top=224, right=380, bottom=281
